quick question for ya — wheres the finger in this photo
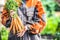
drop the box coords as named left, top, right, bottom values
left=17, top=32, right=23, bottom=37
left=17, top=31, right=25, bottom=37
left=17, top=33, right=21, bottom=37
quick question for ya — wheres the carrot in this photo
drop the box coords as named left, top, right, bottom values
left=17, top=16, right=24, bottom=29
left=13, top=18, right=16, bottom=34
left=16, top=19, right=22, bottom=32
left=14, top=18, right=20, bottom=33
left=14, top=18, right=18, bottom=33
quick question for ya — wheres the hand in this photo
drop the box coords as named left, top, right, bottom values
left=10, top=10, right=15, bottom=17
left=17, top=28, right=27, bottom=37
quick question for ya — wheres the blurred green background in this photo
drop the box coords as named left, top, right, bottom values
left=41, top=0, right=60, bottom=40
left=0, top=0, right=60, bottom=40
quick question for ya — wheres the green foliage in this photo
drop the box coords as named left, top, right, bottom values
left=5, top=0, right=18, bottom=12
left=1, top=27, right=9, bottom=36
left=41, top=0, right=56, bottom=17
left=0, top=25, right=9, bottom=40
left=41, top=0, right=60, bottom=35
left=41, top=16, right=58, bottom=35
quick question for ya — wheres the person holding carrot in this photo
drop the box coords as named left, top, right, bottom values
left=2, top=0, right=46, bottom=40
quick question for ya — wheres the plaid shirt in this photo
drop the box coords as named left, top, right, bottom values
left=17, top=0, right=46, bottom=33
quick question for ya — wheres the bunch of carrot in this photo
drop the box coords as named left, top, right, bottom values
left=4, top=0, right=25, bottom=34
left=9, top=14, right=25, bottom=34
